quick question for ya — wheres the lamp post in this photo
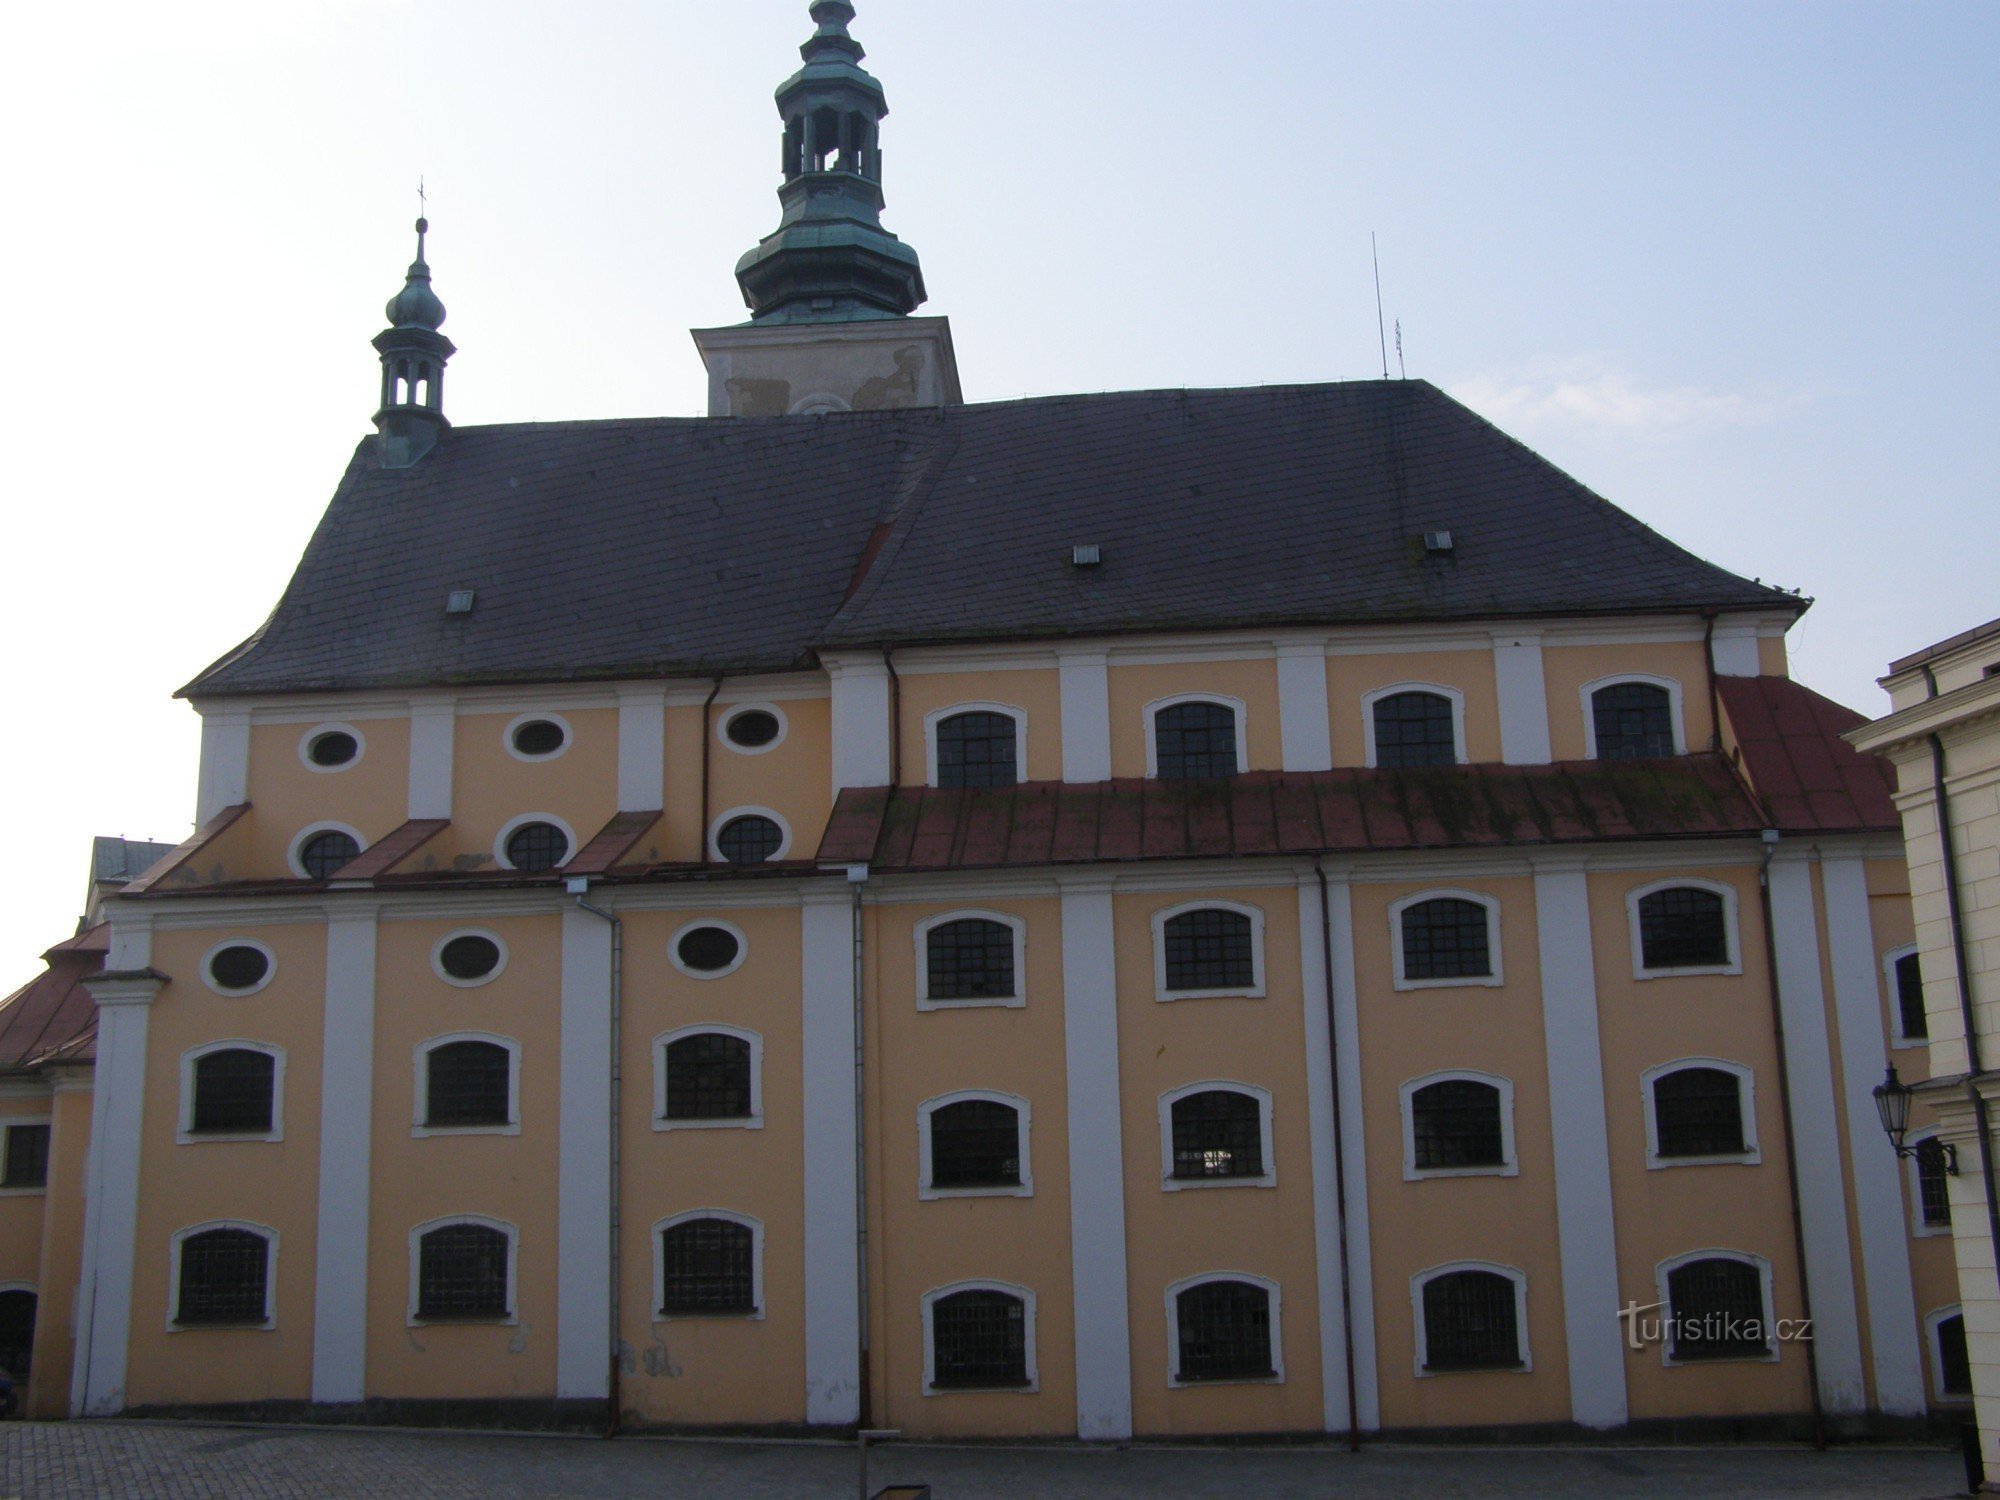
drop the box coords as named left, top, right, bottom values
left=1872, top=1064, right=1959, bottom=1174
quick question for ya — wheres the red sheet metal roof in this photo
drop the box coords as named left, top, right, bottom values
left=0, top=924, right=104, bottom=1072
left=1717, top=675, right=1898, bottom=833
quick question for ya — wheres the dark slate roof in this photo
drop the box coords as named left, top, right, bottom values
left=186, top=381, right=1795, bottom=697
left=90, top=836, right=179, bottom=884
left=1718, top=675, right=1898, bottom=834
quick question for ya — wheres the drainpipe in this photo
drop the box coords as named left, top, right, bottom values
left=570, top=881, right=624, bottom=1437
left=1701, top=613, right=1724, bottom=753
left=699, top=677, right=723, bottom=865
left=1312, top=858, right=1362, bottom=1451
left=848, top=864, right=873, bottom=1426
left=883, top=647, right=902, bottom=789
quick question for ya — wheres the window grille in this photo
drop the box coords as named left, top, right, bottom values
left=299, top=830, right=360, bottom=880
left=937, top=711, right=1019, bottom=789
left=1637, top=887, right=1729, bottom=969
left=716, top=815, right=784, bottom=864
left=417, top=1223, right=510, bottom=1320
left=926, top=918, right=1016, bottom=1000
left=725, top=710, right=781, bottom=749
left=504, top=822, right=568, bottom=872
left=177, top=1228, right=269, bottom=1325
left=1897, top=952, right=1927, bottom=1040
left=1940, top=1313, right=1972, bottom=1396
left=664, top=1033, right=752, bottom=1121
left=659, top=1218, right=756, bottom=1315
left=191, top=1050, right=275, bottom=1134
left=511, top=719, right=566, bottom=756
left=1373, top=691, right=1457, bottom=768
left=1170, top=1091, right=1264, bottom=1180
left=1410, top=1080, right=1504, bottom=1170
left=930, top=1289, right=1029, bottom=1388
left=438, top=934, right=501, bottom=981
left=2, top=1124, right=50, bottom=1187
left=425, top=1041, right=511, bottom=1128
left=0, top=1289, right=33, bottom=1378
left=677, top=926, right=742, bottom=973
left=1665, top=1257, right=1767, bottom=1359
left=1400, top=898, right=1491, bottom=980
left=1154, top=702, right=1239, bottom=780
left=1652, top=1067, right=1745, bottom=1157
left=1918, top=1138, right=1953, bottom=1228
left=929, top=1099, right=1022, bottom=1188
left=208, top=945, right=269, bottom=991
left=1163, top=909, right=1254, bottom=991
left=1175, top=1280, right=1274, bottom=1381
left=1591, top=682, right=1675, bottom=759
left=1421, top=1270, right=1522, bottom=1370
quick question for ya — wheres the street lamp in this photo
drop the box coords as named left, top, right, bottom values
left=1872, top=1064, right=1958, bottom=1173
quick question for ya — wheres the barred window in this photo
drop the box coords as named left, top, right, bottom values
left=1421, top=1270, right=1522, bottom=1370
left=664, top=1033, right=752, bottom=1121
left=1174, top=1280, right=1274, bottom=1382
left=503, top=821, right=569, bottom=872
left=1400, top=898, right=1491, bottom=981
left=1638, top=887, right=1729, bottom=970
left=1591, top=682, right=1675, bottom=759
left=1154, top=701, right=1239, bottom=780
left=424, top=1040, right=512, bottom=1128
left=1896, top=952, right=1927, bottom=1041
left=1666, top=1257, right=1767, bottom=1359
left=929, top=1099, right=1022, bottom=1189
left=298, top=830, right=360, bottom=880
left=1939, top=1313, right=1972, bottom=1397
left=1652, top=1067, right=1746, bottom=1158
left=416, top=1223, right=510, bottom=1320
left=936, top=711, right=1019, bottom=789
left=176, top=1227, right=270, bottom=1325
left=191, top=1049, right=276, bottom=1135
left=1410, top=1080, right=1504, bottom=1170
left=930, top=1289, right=1029, bottom=1388
left=1373, top=691, right=1457, bottom=768
left=925, top=918, right=1016, bottom=1001
left=1918, top=1138, right=1953, bottom=1229
left=1170, top=1090, right=1264, bottom=1180
left=659, top=1218, right=756, bottom=1315
left=1163, top=908, right=1255, bottom=992
left=2, top=1123, right=49, bottom=1188
left=716, top=814, right=784, bottom=865
left=0, top=1289, right=33, bottom=1378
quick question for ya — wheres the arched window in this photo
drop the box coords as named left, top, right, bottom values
left=1416, top=1266, right=1526, bottom=1372
left=922, top=1095, right=1028, bottom=1195
left=933, top=709, right=1022, bottom=789
left=1150, top=699, right=1241, bottom=780
left=1371, top=690, right=1458, bottom=768
left=1404, top=1075, right=1510, bottom=1175
left=920, top=915, right=1021, bottom=1005
left=419, top=1037, right=516, bottom=1131
left=185, top=1046, right=279, bottom=1137
left=661, top=1031, right=755, bottom=1124
left=174, top=1225, right=274, bottom=1326
left=1394, top=894, right=1497, bottom=985
left=0, top=1288, right=35, bottom=1378
left=1156, top=903, right=1262, bottom=998
left=1590, top=681, right=1676, bottom=759
left=1662, top=1254, right=1770, bottom=1361
left=658, top=1214, right=759, bottom=1316
left=1647, top=1063, right=1751, bottom=1162
left=925, top=1284, right=1034, bottom=1390
left=1170, top=1276, right=1279, bottom=1384
left=1890, top=948, right=1927, bottom=1043
left=294, top=827, right=362, bottom=880
left=413, top=1220, right=512, bottom=1322
left=1633, top=885, right=1733, bottom=972
left=1163, top=1087, right=1269, bottom=1185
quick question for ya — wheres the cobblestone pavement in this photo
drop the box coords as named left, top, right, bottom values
left=0, top=1422, right=1965, bottom=1499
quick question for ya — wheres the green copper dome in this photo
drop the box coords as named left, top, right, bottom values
left=385, top=217, right=448, bottom=331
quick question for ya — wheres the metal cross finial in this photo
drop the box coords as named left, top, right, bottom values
left=418, top=176, right=427, bottom=215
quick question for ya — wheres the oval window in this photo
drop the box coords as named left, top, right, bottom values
left=676, top=926, right=742, bottom=973
left=511, top=719, right=567, bottom=758
left=298, top=830, right=361, bottom=880
left=438, top=934, right=503, bottom=982
left=208, top=945, right=271, bottom=992
left=725, top=711, right=781, bottom=750
left=306, top=730, right=359, bottom=767
left=504, top=821, right=569, bottom=872
left=716, top=815, right=784, bottom=865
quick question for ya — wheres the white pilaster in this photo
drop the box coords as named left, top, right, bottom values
left=1060, top=878, right=1133, bottom=1439
left=615, top=687, right=667, bottom=813
left=407, top=695, right=456, bottom=821
left=1711, top=621, right=1762, bottom=678
left=1277, top=641, right=1334, bottom=773
left=827, top=658, right=893, bottom=795
left=194, top=708, right=252, bottom=824
left=312, top=908, right=378, bottom=1403
left=1493, top=633, right=1553, bottom=766
left=801, top=888, right=861, bottom=1425
left=1321, top=875, right=1379, bottom=1429
left=557, top=904, right=613, bottom=1399
left=1822, top=853, right=1926, bottom=1415
left=1768, top=854, right=1868, bottom=1414
left=1059, top=649, right=1113, bottom=784
left=1532, top=864, right=1629, bottom=1428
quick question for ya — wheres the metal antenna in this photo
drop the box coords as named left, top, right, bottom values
left=1372, top=233, right=1388, bottom=380
left=1395, top=318, right=1406, bottom=380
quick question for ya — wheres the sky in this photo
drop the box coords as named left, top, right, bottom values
left=0, top=0, right=1994, bottom=976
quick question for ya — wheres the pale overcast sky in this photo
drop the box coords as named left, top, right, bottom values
left=0, top=1, right=1993, bottom=974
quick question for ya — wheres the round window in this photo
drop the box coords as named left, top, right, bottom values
left=505, top=821, right=569, bottom=872
left=306, top=730, right=359, bottom=767
left=724, top=710, right=781, bottom=750
left=716, top=815, right=784, bottom=865
left=298, top=830, right=361, bottom=879
left=438, top=934, right=503, bottom=982
left=511, top=719, right=567, bottom=758
left=208, top=945, right=271, bottom=992
left=676, top=926, right=742, bottom=973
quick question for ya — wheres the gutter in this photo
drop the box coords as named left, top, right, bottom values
left=699, top=677, right=723, bottom=865
left=569, top=881, right=624, bottom=1437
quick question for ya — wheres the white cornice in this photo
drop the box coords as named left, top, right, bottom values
left=1847, top=676, right=2000, bottom=757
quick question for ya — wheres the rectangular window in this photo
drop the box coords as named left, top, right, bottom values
left=2, top=1124, right=49, bottom=1189
left=1175, top=1281, right=1275, bottom=1381
left=1421, top=1271, right=1522, bottom=1370
left=659, top=1219, right=756, bottom=1315
left=1653, top=1068, right=1746, bottom=1158
left=925, top=919, right=1016, bottom=1001
left=177, top=1229, right=270, bottom=1325
left=1896, top=952, right=1927, bottom=1041
left=1400, top=898, right=1492, bottom=980
left=931, top=1290, right=1029, bottom=1388
left=1410, top=1081, right=1504, bottom=1170
left=929, top=1100, right=1023, bottom=1189
left=1163, top=909, right=1255, bottom=991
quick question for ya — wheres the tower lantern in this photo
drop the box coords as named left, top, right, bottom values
left=372, top=217, right=455, bottom=468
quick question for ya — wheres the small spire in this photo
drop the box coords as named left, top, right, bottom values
left=804, top=1, right=863, bottom=62
left=372, top=212, right=456, bottom=468
left=385, top=216, right=447, bottom=332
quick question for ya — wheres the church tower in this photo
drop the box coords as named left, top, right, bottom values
left=372, top=217, right=455, bottom=467
left=694, top=1, right=961, bottom=416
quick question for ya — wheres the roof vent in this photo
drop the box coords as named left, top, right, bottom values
left=1423, top=530, right=1454, bottom=555
left=1071, top=544, right=1102, bottom=568
left=446, top=589, right=476, bottom=615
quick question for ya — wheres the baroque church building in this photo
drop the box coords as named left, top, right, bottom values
left=0, top=1, right=1964, bottom=1441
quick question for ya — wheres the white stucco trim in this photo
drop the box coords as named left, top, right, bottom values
left=168, top=1220, right=278, bottom=1331
left=801, top=891, right=860, bottom=1425
left=616, top=687, right=667, bottom=811
left=557, top=903, right=612, bottom=1397
left=406, top=696, right=456, bottom=820
left=1492, top=633, right=1553, bottom=765
left=493, top=812, right=576, bottom=872
left=654, top=1025, right=764, bottom=1132
left=918, top=1090, right=1032, bottom=1199
left=826, top=655, right=892, bottom=795
left=1157, top=1082, right=1275, bottom=1191
left=1319, top=876, right=1379, bottom=1426
left=200, top=937, right=277, bottom=997
left=298, top=722, right=366, bottom=773
left=1624, top=876, right=1743, bottom=979
left=708, top=806, right=794, bottom=864
left=1165, top=1272, right=1284, bottom=1388
left=429, top=929, right=509, bottom=988
left=652, top=1210, right=766, bottom=1321
left=923, top=702, right=1028, bottom=787
left=668, top=918, right=749, bottom=980
left=1398, top=1070, right=1516, bottom=1180
left=1709, top=620, right=1762, bottom=677
left=1580, top=673, right=1688, bottom=759
left=0, top=1116, right=50, bottom=1195
left=922, top=1280, right=1040, bottom=1395
left=718, top=702, right=790, bottom=757
left=914, top=910, right=1026, bottom=1009
left=312, top=909, right=376, bottom=1403
left=1388, top=889, right=1503, bottom=990
left=503, top=711, right=572, bottom=763
left=1926, top=1304, right=1972, bottom=1403
left=1654, top=1249, right=1777, bottom=1366
left=1151, top=898, right=1267, bottom=1001
left=406, top=1214, right=518, bottom=1326
left=1058, top=648, right=1113, bottom=784
left=1906, top=1129, right=1954, bottom=1238
left=1883, top=943, right=1926, bottom=1049
left=287, top=822, right=367, bottom=881
left=1640, top=1057, right=1761, bottom=1168
left=412, top=1032, right=521, bottom=1137
left=1144, top=692, right=1249, bottom=779
left=1276, top=640, right=1334, bottom=773
left=1411, top=1261, right=1531, bottom=1377
left=1362, top=682, right=1467, bottom=768
left=195, top=708, right=252, bottom=824
left=177, top=1041, right=285, bottom=1144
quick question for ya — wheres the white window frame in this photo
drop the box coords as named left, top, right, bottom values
left=1157, top=1081, right=1276, bottom=1191
left=1641, top=1058, right=1760, bottom=1169
left=1625, top=877, right=1742, bottom=980
left=413, top=1032, right=522, bottom=1138
left=493, top=812, right=577, bottom=872
left=1165, top=1271, right=1285, bottom=1388
left=1399, top=1069, right=1517, bottom=1181
left=1580, top=673, right=1688, bottom=760
left=287, top=821, right=367, bottom=881
left=1907, top=1127, right=1953, bottom=1238
left=1654, top=1248, right=1777, bottom=1366
left=1144, top=692, right=1249, bottom=779
left=914, top=910, right=1027, bottom=1010
left=201, top=937, right=277, bottom=997
left=502, top=711, right=572, bottom=763
left=169, top=1219, right=278, bottom=1331
left=1884, top=943, right=1926, bottom=1049
left=297, top=721, right=366, bottom=773
left=1411, top=1260, right=1531, bottom=1378
left=0, top=1116, right=52, bottom=1195
left=1151, top=898, right=1267, bottom=1002
left=925, top=702, right=1029, bottom=787
left=654, top=1025, right=765, bottom=1133
left=668, top=918, right=750, bottom=981
left=917, top=1090, right=1032, bottom=1200
left=717, top=702, right=790, bottom=757
left=653, top=1209, right=766, bottom=1321
left=1362, top=682, right=1468, bottom=769
left=430, top=928, right=510, bottom=988
left=1926, top=1303, right=1972, bottom=1403
left=921, top=1279, right=1039, bottom=1395
left=708, top=806, right=794, bottom=864
left=1389, top=889, right=1504, bottom=990
left=178, top=1041, right=286, bottom=1145
left=407, top=1213, right=518, bottom=1326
